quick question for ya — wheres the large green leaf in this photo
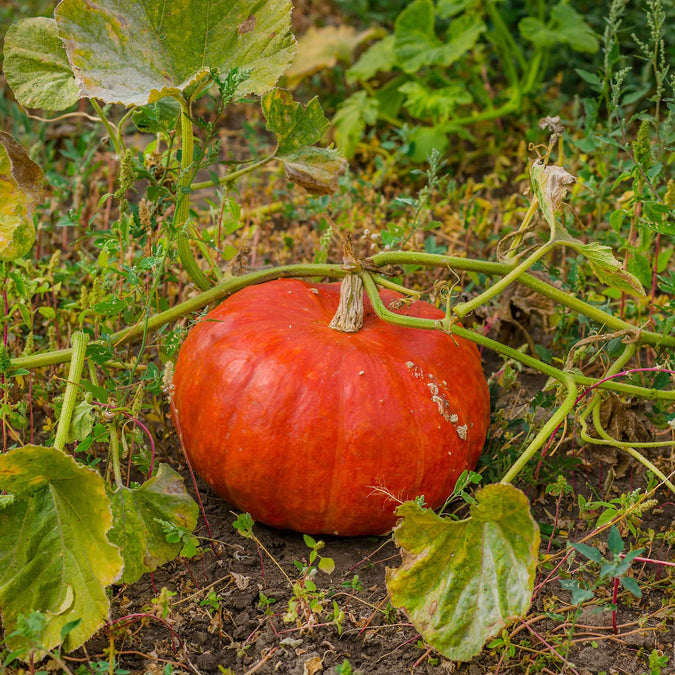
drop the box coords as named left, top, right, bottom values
left=278, top=146, right=347, bottom=195
left=408, top=126, right=449, bottom=163
left=398, top=81, right=472, bottom=121
left=346, top=35, right=397, bottom=84
left=394, top=0, right=485, bottom=74
left=54, top=0, right=296, bottom=106
left=333, top=91, right=379, bottom=159
left=0, top=445, right=123, bottom=654
left=261, top=88, right=330, bottom=155
left=519, top=3, right=598, bottom=54
left=108, top=463, right=199, bottom=585
left=386, top=484, right=539, bottom=662
left=3, top=17, right=79, bottom=111
left=0, top=132, right=44, bottom=262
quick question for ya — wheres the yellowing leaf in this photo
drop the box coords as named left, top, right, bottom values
left=279, top=146, right=347, bottom=195
left=0, top=445, right=123, bottom=654
left=285, top=25, right=381, bottom=88
left=262, top=88, right=330, bottom=154
left=573, top=241, right=646, bottom=297
left=3, top=17, right=79, bottom=111
left=386, top=484, right=539, bottom=662
left=108, top=463, right=199, bottom=585
left=54, top=0, right=297, bottom=106
left=0, top=132, right=44, bottom=262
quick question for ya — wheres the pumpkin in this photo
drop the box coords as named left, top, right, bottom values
left=171, top=277, right=490, bottom=536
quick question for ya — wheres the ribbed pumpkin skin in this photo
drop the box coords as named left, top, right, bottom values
left=171, top=278, right=490, bottom=536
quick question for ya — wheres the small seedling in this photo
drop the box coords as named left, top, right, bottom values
left=564, top=525, right=645, bottom=605
left=200, top=590, right=221, bottom=613
left=258, top=591, right=277, bottom=616
left=157, top=518, right=201, bottom=558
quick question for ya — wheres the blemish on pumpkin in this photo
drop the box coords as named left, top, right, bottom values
left=310, top=288, right=319, bottom=294
left=427, top=382, right=455, bottom=422
left=238, top=14, right=257, bottom=34
left=359, top=371, right=365, bottom=375
left=456, top=424, right=468, bottom=440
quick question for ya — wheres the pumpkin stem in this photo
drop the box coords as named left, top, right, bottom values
left=329, top=273, right=364, bottom=333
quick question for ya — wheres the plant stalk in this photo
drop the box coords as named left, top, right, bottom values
left=53, top=332, right=89, bottom=452
left=175, top=103, right=210, bottom=290
left=108, top=422, right=124, bottom=489
left=90, top=100, right=122, bottom=156
left=329, top=273, right=364, bottom=332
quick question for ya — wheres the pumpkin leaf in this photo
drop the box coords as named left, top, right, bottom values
left=261, top=88, right=330, bottom=155
left=54, top=0, right=296, bottom=106
left=285, top=25, right=381, bottom=88
left=0, top=445, right=123, bottom=654
left=278, top=146, right=347, bottom=195
left=107, top=463, right=199, bottom=585
left=571, top=241, right=646, bottom=297
left=407, top=126, right=450, bottom=163
left=519, top=3, right=598, bottom=54
left=346, top=35, right=396, bottom=84
left=394, top=0, right=485, bottom=74
left=398, top=81, right=472, bottom=121
left=437, top=0, right=475, bottom=18
left=0, top=132, right=44, bottom=262
left=333, top=91, right=379, bottom=159
left=3, top=17, right=79, bottom=111
left=386, top=484, right=539, bottom=662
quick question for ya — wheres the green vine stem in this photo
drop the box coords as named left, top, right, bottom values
left=9, top=260, right=675, bottom=404
left=576, top=343, right=675, bottom=493
left=485, top=0, right=526, bottom=72
left=360, top=271, right=581, bottom=483
left=453, top=241, right=555, bottom=319
left=503, top=198, right=539, bottom=260
left=9, top=264, right=347, bottom=372
left=53, top=331, right=89, bottom=452
left=500, top=376, right=578, bottom=485
left=191, top=156, right=274, bottom=191
left=90, top=99, right=122, bottom=156
left=358, top=272, right=675, bottom=401
left=175, top=102, right=211, bottom=290
left=369, top=251, right=675, bottom=348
